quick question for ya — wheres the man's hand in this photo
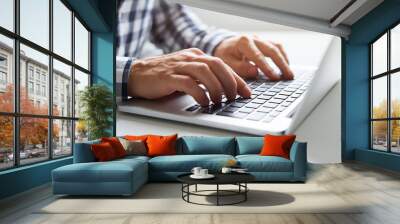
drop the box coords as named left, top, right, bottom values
left=214, top=35, right=294, bottom=81
left=128, top=48, right=251, bottom=106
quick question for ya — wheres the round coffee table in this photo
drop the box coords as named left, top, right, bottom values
left=177, top=173, right=255, bottom=206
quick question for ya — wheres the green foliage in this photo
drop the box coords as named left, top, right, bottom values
left=79, top=84, right=113, bottom=140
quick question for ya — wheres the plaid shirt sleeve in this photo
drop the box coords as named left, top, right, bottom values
left=116, top=56, right=134, bottom=103
left=151, top=0, right=235, bottom=55
left=117, top=0, right=236, bottom=102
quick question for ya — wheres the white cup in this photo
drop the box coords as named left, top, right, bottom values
left=200, top=169, right=208, bottom=176
left=191, top=167, right=202, bottom=176
left=221, top=167, right=232, bottom=174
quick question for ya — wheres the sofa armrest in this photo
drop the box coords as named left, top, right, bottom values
left=73, top=140, right=100, bottom=163
left=289, top=142, right=307, bottom=181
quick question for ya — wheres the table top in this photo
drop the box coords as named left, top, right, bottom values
left=177, top=172, right=255, bottom=185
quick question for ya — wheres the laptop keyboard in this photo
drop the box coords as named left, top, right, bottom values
left=185, top=71, right=313, bottom=123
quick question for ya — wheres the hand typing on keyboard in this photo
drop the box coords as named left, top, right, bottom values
left=186, top=72, right=312, bottom=123
left=128, top=48, right=251, bottom=106
left=127, top=37, right=294, bottom=107
left=214, top=35, right=294, bottom=80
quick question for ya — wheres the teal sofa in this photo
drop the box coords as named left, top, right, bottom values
left=52, top=136, right=307, bottom=196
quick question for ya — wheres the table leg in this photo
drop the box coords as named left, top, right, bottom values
left=187, top=184, right=190, bottom=202
left=245, top=183, right=247, bottom=201
left=195, top=184, right=198, bottom=192
left=217, top=184, right=219, bottom=206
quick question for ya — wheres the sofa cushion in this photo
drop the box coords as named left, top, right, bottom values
left=260, top=134, right=296, bottom=159
left=118, top=138, right=147, bottom=156
left=147, top=134, right=177, bottom=157
left=53, top=158, right=147, bottom=183
left=235, top=137, right=263, bottom=155
left=179, top=136, right=236, bottom=155
left=91, top=142, right=118, bottom=162
left=101, top=137, right=127, bottom=158
left=149, top=154, right=235, bottom=172
left=236, top=155, right=293, bottom=172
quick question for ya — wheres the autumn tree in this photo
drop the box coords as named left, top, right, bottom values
left=0, top=84, right=60, bottom=152
left=372, top=99, right=400, bottom=144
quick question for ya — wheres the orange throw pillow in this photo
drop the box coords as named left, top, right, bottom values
left=101, top=137, right=126, bottom=158
left=146, top=134, right=178, bottom=157
left=259, top=134, right=296, bottom=159
left=91, top=142, right=117, bottom=162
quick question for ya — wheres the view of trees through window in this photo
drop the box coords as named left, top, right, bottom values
left=371, top=23, right=400, bottom=153
left=0, top=0, right=90, bottom=170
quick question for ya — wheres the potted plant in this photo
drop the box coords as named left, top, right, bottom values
left=79, top=84, right=113, bottom=140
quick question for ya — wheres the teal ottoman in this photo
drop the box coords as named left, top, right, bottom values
left=52, top=156, right=148, bottom=196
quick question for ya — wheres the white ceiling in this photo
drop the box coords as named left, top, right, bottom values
left=170, top=0, right=384, bottom=37
left=226, top=0, right=352, bottom=22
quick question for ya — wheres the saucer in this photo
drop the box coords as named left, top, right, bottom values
left=190, top=174, right=215, bottom=179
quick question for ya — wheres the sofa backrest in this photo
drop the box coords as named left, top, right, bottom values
left=73, top=136, right=301, bottom=162
left=235, top=136, right=264, bottom=155
left=178, top=136, right=236, bottom=155
left=73, top=139, right=100, bottom=163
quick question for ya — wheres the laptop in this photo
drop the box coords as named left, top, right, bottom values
left=118, top=37, right=341, bottom=135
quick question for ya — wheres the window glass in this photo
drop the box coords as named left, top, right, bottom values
left=372, top=121, right=388, bottom=151
left=53, top=59, right=72, bottom=117
left=0, top=0, right=92, bottom=168
left=372, top=77, right=387, bottom=119
left=19, top=117, right=49, bottom=165
left=20, top=0, right=49, bottom=49
left=0, top=116, right=14, bottom=170
left=20, top=44, right=49, bottom=115
left=0, top=0, right=14, bottom=31
left=372, top=33, right=387, bottom=76
left=391, top=120, right=400, bottom=153
left=53, top=0, right=72, bottom=60
left=0, top=35, right=14, bottom=113
left=391, top=72, right=400, bottom=118
left=74, top=69, right=89, bottom=118
left=391, top=24, right=400, bottom=70
left=75, top=120, right=88, bottom=143
left=53, top=119, right=72, bottom=157
left=74, top=18, right=89, bottom=70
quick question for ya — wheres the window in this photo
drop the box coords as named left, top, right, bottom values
left=0, top=0, right=14, bottom=31
left=0, top=71, right=7, bottom=84
left=35, top=70, right=40, bottom=81
left=28, top=81, right=34, bottom=94
left=0, top=0, right=91, bottom=170
left=42, top=85, right=46, bottom=97
left=0, top=55, right=7, bottom=67
left=0, top=54, right=8, bottom=87
left=35, top=83, right=40, bottom=95
left=371, top=23, right=400, bottom=154
left=28, top=67, right=34, bottom=80
left=0, top=35, right=13, bottom=113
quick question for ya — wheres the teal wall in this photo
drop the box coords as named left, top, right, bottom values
left=343, top=0, right=400, bottom=171
left=0, top=0, right=116, bottom=200
left=0, top=158, right=72, bottom=199
left=92, top=32, right=116, bottom=135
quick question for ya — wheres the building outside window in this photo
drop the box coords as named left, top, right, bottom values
left=0, top=0, right=91, bottom=170
left=371, top=23, right=400, bottom=153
